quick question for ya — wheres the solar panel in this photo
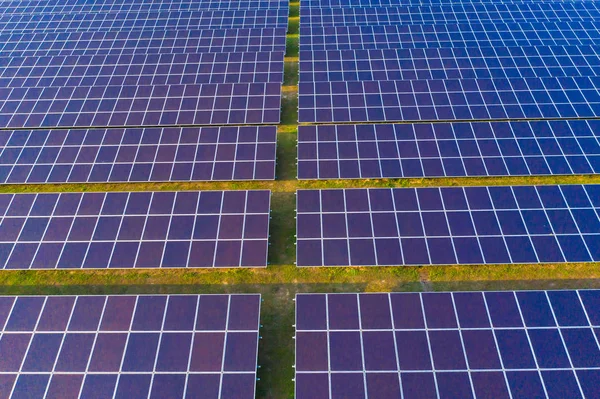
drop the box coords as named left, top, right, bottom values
left=0, top=0, right=289, bottom=14
left=0, top=28, right=288, bottom=58
left=299, top=22, right=600, bottom=51
left=300, top=4, right=600, bottom=27
left=295, top=291, right=600, bottom=399
left=0, top=126, right=277, bottom=183
left=297, top=121, right=600, bottom=179
left=0, top=51, right=285, bottom=88
left=296, top=186, right=600, bottom=266
left=0, top=293, right=261, bottom=399
left=302, top=22, right=600, bottom=52
left=0, top=82, right=282, bottom=128
left=299, top=46, right=600, bottom=83
left=301, top=0, right=600, bottom=7
left=0, top=9, right=290, bottom=34
left=297, top=76, right=600, bottom=123
left=0, top=190, right=270, bottom=269
left=300, top=2, right=600, bottom=16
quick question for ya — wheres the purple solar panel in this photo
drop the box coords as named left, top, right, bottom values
left=297, top=77, right=600, bottom=123
left=0, top=126, right=277, bottom=183
left=0, top=294, right=261, bottom=399
left=300, top=3, right=600, bottom=27
left=301, top=0, right=599, bottom=6
left=0, top=51, right=286, bottom=87
left=299, top=22, right=600, bottom=52
left=296, top=186, right=600, bottom=266
left=0, top=28, right=288, bottom=58
left=297, top=121, right=600, bottom=180
left=299, top=46, right=600, bottom=83
left=0, top=0, right=289, bottom=14
left=0, top=190, right=271, bottom=269
left=295, top=291, right=600, bottom=399
left=0, top=9, right=290, bottom=33
left=0, top=82, right=281, bottom=129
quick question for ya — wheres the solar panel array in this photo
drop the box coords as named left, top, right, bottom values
left=295, top=291, right=600, bottom=399
left=0, top=0, right=287, bottom=182
left=297, top=0, right=600, bottom=180
left=299, top=46, right=600, bottom=82
left=297, top=121, right=600, bottom=179
left=296, top=186, right=600, bottom=266
left=302, top=0, right=600, bottom=7
left=1, top=52, right=285, bottom=87
left=0, top=126, right=277, bottom=183
left=0, top=82, right=283, bottom=128
left=0, top=294, right=261, bottom=399
left=0, top=10, right=290, bottom=33
left=0, top=190, right=271, bottom=269
left=301, top=3, right=600, bottom=26
left=0, top=0, right=289, bottom=14
left=0, top=29, right=287, bottom=58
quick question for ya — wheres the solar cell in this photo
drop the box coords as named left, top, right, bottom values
left=0, top=294, right=261, bottom=399
left=300, top=4, right=600, bottom=27
left=295, top=291, right=600, bottom=399
left=297, top=76, right=600, bottom=123
left=0, top=51, right=285, bottom=88
left=0, top=82, right=281, bottom=128
left=297, top=121, right=600, bottom=179
left=0, top=28, right=288, bottom=58
left=299, top=46, right=600, bottom=83
left=0, top=9, right=290, bottom=33
left=0, top=190, right=271, bottom=269
left=299, top=22, right=600, bottom=51
left=296, top=186, right=600, bottom=266
left=0, top=126, right=277, bottom=183
left=0, top=0, right=289, bottom=14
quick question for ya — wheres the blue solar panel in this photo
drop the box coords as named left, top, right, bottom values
left=301, top=0, right=597, bottom=7
left=0, top=294, right=261, bottom=399
left=0, top=126, right=277, bottom=183
left=300, top=4, right=600, bottom=27
left=0, top=190, right=271, bottom=269
left=295, top=291, right=600, bottom=399
left=297, top=121, right=600, bottom=179
left=0, top=51, right=285, bottom=87
left=299, top=22, right=600, bottom=51
left=298, top=76, right=600, bottom=123
left=296, top=186, right=600, bottom=266
left=299, top=46, right=600, bottom=82
left=0, top=28, right=288, bottom=58
left=0, top=82, right=282, bottom=128
left=0, top=9, right=289, bottom=33
left=0, top=0, right=289, bottom=14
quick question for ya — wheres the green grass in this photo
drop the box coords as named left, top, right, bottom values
left=6, top=173, right=598, bottom=193
left=288, top=17, right=299, bottom=35
left=2, top=3, right=600, bottom=398
left=283, top=60, right=299, bottom=86
left=280, top=92, right=298, bottom=127
left=289, top=2, right=299, bottom=17
left=285, top=35, right=299, bottom=58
